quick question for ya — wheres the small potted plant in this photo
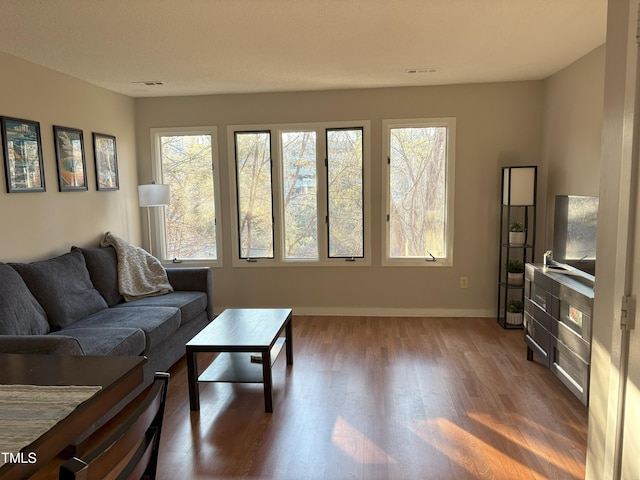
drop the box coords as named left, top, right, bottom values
left=508, top=221, right=526, bottom=245
left=507, top=259, right=525, bottom=286
left=506, top=299, right=524, bottom=325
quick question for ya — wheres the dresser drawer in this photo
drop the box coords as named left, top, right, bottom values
left=525, top=298, right=553, bottom=331
left=524, top=313, right=551, bottom=366
left=551, top=320, right=591, bottom=364
left=550, top=338, right=590, bottom=405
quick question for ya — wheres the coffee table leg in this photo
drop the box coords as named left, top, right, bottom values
left=262, top=349, right=273, bottom=413
left=285, top=315, right=293, bottom=365
left=186, top=349, right=200, bottom=411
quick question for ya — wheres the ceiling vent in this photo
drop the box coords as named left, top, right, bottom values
left=406, top=68, right=440, bottom=74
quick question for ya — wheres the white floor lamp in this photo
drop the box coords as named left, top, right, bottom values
left=138, top=182, right=171, bottom=257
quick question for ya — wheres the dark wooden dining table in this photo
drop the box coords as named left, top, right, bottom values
left=0, top=354, right=145, bottom=480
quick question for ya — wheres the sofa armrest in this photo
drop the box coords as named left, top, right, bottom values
left=0, top=335, right=85, bottom=355
left=165, top=267, right=214, bottom=320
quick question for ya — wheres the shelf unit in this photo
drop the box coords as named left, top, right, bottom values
left=497, top=166, right=537, bottom=329
left=198, top=338, right=286, bottom=383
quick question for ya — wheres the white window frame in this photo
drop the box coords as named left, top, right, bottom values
left=228, top=121, right=371, bottom=267
left=381, top=117, right=456, bottom=267
left=150, top=126, right=223, bottom=267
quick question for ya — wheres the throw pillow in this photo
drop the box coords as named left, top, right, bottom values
left=0, top=263, right=50, bottom=335
left=10, top=249, right=108, bottom=331
left=72, top=246, right=123, bottom=306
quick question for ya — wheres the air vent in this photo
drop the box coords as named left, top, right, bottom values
left=406, top=68, right=440, bottom=74
left=132, top=81, right=165, bottom=86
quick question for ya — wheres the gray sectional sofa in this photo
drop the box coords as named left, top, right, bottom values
left=0, top=245, right=213, bottom=386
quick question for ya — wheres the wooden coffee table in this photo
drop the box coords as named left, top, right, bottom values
left=186, top=308, right=293, bottom=413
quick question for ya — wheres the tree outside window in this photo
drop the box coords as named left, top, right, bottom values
left=231, top=123, right=368, bottom=265
left=157, top=132, right=218, bottom=261
left=235, top=131, right=274, bottom=259
left=384, top=118, right=455, bottom=265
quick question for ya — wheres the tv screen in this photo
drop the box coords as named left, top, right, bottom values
left=553, top=195, right=599, bottom=276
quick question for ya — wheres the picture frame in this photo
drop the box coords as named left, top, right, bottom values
left=54, top=125, right=87, bottom=192
left=1, top=116, right=46, bottom=193
left=92, top=132, right=119, bottom=191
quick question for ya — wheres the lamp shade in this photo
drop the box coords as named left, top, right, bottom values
left=138, top=183, right=171, bottom=207
left=502, top=166, right=536, bottom=206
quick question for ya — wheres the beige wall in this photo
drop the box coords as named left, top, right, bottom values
left=540, top=45, right=606, bottom=250
left=584, top=1, right=639, bottom=477
left=135, top=82, right=543, bottom=315
left=1, top=45, right=606, bottom=317
left=539, top=43, right=610, bottom=479
left=0, top=52, right=140, bottom=262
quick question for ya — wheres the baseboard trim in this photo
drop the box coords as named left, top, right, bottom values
left=216, top=306, right=495, bottom=318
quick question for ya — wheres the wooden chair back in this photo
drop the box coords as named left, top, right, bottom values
left=59, top=372, right=169, bottom=480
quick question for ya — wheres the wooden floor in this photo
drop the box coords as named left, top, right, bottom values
left=157, top=316, right=588, bottom=480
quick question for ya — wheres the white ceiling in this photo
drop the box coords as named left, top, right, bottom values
left=0, top=0, right=607, bottom=98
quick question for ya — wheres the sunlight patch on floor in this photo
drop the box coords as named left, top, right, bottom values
left=406, top=414, right=583, bottom=480
left=331, top=416, right=397, bottom=465
left=471, top=412, right=585, bottom=477
left=406, top=416, right=526, bottom=477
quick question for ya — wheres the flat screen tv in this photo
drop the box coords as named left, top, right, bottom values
left=553, top=195, right=599, bottom=277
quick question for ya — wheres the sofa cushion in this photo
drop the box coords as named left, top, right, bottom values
left=73, top=246, right=123, bottom=306
left=66, top=306, right=181, bottom=352
left=10, top=249, right=108, bottom=331
left=0, top=335, right=85, bottom=355
left=115, top=291, right=207, bottom=326
left=50, top=327, right=145, bottom=356
left=0, top=263, right=49, bottom=335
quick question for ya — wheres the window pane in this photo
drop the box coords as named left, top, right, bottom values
left=235, top=132, right=274, bottom=258
left=160, top=134, right=217, bottom=260
left=281, top=131, right=318, bottom=260
left=389, top=126, right=447, bottom=258
left=327, top=128, right=364, bottom=257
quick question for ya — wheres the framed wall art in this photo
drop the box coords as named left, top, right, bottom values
left=92, top=132, right=119, bottom=190
left=1, top=116, right=46, bottom=193
left=54, top=125, right=87, bottom=191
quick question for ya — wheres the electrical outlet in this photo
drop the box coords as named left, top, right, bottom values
left=460, top=276, right=468, bottom=289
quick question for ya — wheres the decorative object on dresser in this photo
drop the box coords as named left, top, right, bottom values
left=497, top=165, right=537, bottom=329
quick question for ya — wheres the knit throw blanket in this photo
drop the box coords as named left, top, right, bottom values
left=100, top=232, right=173, bottom=302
